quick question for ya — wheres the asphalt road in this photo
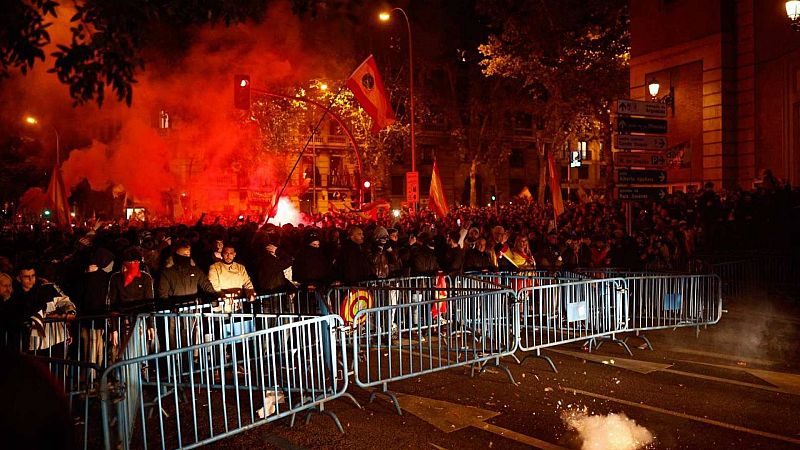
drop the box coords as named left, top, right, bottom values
left=214, top=287, right=800, bottom=449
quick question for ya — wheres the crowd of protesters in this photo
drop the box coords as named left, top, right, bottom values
left=0, top=176, right=797, bottom=353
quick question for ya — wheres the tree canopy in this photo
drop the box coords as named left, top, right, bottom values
left=478, top=0, right=629, bottom=146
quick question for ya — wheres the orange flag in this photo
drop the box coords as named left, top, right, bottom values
left=346, top=55, right=396, bottom=133
left=47, top=165, right=72, bottom=228
left=547, top=150, right=565, bottom=216
left=429, top=161, right=449, bottom=217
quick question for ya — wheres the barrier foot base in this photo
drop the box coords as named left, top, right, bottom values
left=520, top=352, right=558, bottom=373
left=341, top=392, right=363, bottom=410
left=623, top=334, right=653, bottom=351
left=509, top=353, right=522, bottom=365
left=587, top=337, right=633, bottom=356
left=476, top=358, right=517, bottom=385
left=302, top=405, right=345, bottom=434
left=369, top=386, right=402, bottom=416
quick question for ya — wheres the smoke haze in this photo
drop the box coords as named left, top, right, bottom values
left=562, top=407, right=654, bottom=450
left=5, top=1, right=358, bottom=216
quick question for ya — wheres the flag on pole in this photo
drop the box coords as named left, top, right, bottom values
left=267, top=184, right=281, bottom=219
left=47, top=165, right=72, bottom=228
left=547, top=150, right=565, bottom=217
left=429, top=161, right=449, bottom=217
left=346, top=55, right=396, bottom=133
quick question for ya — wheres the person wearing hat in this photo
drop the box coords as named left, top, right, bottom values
left=108, top=247, right=155, bottom=356
left=293, top=230, right=332, bottom=289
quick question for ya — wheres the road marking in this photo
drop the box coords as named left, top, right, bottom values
left=551, top=349, right=673, bottom=374
left=662, top=346, right=779, bottom=366
left=675, top=361, right=800, bottom=396
left=561, top=386, right=800, bottom=446
left=551, top=348, right=799, bottom=395
left=394, top=392, right=567, bottom=450
left=659, top=368, right=798, bottom=396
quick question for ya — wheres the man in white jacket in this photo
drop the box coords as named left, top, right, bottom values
left=207, top=244, right=254, bottom=313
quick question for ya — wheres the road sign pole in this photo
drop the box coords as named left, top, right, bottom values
left=625, top=202, right=632, bottom=236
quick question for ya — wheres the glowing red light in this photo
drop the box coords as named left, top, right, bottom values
left=363, top=180, right=371, bottom=189
left=240, top=79, right=249, bottom=87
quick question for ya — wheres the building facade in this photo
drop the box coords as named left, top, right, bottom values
left=629, top=0, right=800, bottom=190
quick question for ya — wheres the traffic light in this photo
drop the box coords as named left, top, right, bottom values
left=234, top=74, right=251, bottom=110
left=362, top=180, right=372, bottom=203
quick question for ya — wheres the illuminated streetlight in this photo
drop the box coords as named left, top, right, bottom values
left=23, top=115, right=60, bottom=166
left=378, top=7, right=417, bottom=185
left=788, top=1, right=800, bottom=30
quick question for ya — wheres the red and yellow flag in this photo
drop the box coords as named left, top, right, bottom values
left=46, top=165, right=72, bottom=228
left=429, top=161, right=449, bottom=217
left=346, top=55, right=396, bottom=133
left=547, top=150, right=565, bottom=216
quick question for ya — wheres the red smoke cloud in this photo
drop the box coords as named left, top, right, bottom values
left=7, top=1, right=352, bottom=218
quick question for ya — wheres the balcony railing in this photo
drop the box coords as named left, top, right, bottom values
left=327, top=174, right=353, bottom=188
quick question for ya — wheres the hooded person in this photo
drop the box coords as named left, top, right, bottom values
left=107, top=247, right=156, bottom=351
left=370, top=227, right=391, bottom=279
left=292, top=230, right=332, bottom=289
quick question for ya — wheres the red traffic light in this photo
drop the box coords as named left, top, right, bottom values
left=363, top=180, right=371, bottom=189
left=234, top=74, right=251, bottom=110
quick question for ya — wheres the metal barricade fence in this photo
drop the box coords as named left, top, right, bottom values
left=362, top=275, right=449, bottom=290
left=350, top=288, right=517, bottom=415
left=3, top=313, right=147, bottom=450
left=516, top=278, right=631, bottom=358
left=99, top=313, right=348, bottom=450
left=625, top=275, right=722, bottom=335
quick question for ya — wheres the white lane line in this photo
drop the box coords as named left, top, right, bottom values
left=560, top=386, right=800, bottom=446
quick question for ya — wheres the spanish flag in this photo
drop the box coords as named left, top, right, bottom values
left=547, top=150, right=565, bottom=216
left=429, top=161, right=449, bottom=217
left=46, top=165, right=72, bottom=228
left=346, top=55, right=396, bottom=133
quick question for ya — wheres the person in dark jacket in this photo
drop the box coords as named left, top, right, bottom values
left=156, top=241, right=216, bottom=353
left=256, top=240, right=295, bottom=294
left=370, top=227, right=391, bottom=279
left=78, top=247, right=114, bottom=368
left=440, top=231, right=465, bottom=274
left=463, top=237, right=494, bottom=272
left=292, top=230, right=331, bottom=289
left=157, top=240, right=216, bottom=302
left=108, top=248, right=155, bottom=354
left=335, top=226, right=374, bottom=284
left=410, top=232, right=440, bottom=276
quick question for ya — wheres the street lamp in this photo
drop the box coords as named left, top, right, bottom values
left=787, top=1, right=800, bottom=31
left=647, top=78, right=674, bottom=116
left=23, top=115, right=61, bottom=166
left=379, top=7, right=416, bottom=175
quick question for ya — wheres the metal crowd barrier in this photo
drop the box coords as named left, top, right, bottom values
left=349, top=288, right=517, bottom=415
left=2, top=313, right=147, bottom=450
left=99, top=313, right=349, bottom=449
left=515, top=278, right=630, bottom=371
left=624, top=274, right=722, bottom=349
